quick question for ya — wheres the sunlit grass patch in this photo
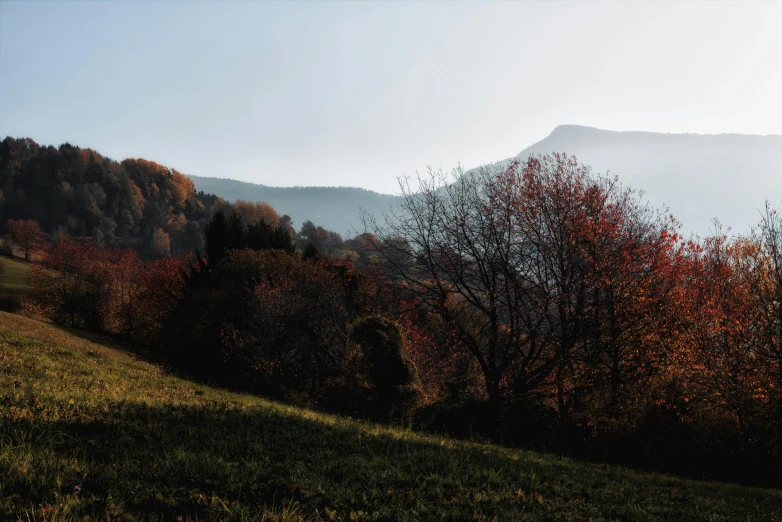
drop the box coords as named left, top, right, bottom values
left=0, top=255, right=31, bottom=292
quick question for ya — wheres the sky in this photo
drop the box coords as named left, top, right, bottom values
left=1, top=1, right=781, bottom=195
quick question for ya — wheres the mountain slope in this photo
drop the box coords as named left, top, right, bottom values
left=188, top=175, right=398, bottom=235
left=190, top=126, right=781, bottom=238
left=2, top=311, right=781, bottom=520
left=513, top=125, right=782, bottom=236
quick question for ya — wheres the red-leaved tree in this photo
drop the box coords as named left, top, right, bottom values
left=28, top=236, right=186, bottom=342
left=7, top=219, right=46, bottom=261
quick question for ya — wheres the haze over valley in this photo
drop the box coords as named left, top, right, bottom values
left=190, top=125, right=782, bottom=237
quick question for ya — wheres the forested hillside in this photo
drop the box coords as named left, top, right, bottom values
left=0, top=137, right=294, bottom=258
left=9, top=147, right=782, bottom=491
left=0, top=137, right=213, bottom=256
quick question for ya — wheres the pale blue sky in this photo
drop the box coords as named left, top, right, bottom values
left=1, top=1, right=781, bottom=194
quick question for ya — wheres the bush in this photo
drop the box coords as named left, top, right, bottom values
left=347, top=316, right=423, bottom=422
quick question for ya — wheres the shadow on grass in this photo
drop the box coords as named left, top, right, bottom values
left=0, top=289, right=23, bottom=313
left=3, top=399, right=782, bottom=521
left=35, top=320, right=190, bottom=384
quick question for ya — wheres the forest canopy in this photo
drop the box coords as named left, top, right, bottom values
left=0, top=137, right=295, bottom=258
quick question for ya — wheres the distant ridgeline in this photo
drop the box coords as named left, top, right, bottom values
left=187, top=175, right=399, bottom=237
left=506, top=125, right=782, bottom=237
left=190, top=125, right=782, bottom=239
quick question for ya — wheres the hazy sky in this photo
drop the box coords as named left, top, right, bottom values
left=1, top=1, right=781, bottom=194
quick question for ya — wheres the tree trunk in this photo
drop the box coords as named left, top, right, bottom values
left=610, top=345, right=621, bottom=408
left=777, top=361, right=782, bottom=462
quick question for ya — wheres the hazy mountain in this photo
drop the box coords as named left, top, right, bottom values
left=187, top=175, right=399, bottom=236
left=189, top=125, right=782, bottom=238
left=511, top=125, right=782, bottom=237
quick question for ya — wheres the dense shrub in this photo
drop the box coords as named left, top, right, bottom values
left=26, top=237, right=186, bottom=341
left=345, top=316, right=422, bottom=422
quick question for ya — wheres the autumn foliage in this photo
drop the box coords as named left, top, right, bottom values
left=0, top=137, right=288, bottom=259
left=18, top=147, right=782, bottom=486
left=28, top=236, right=187, bottom=342
left=361, top=154, right=782, bottom=482
left=7, top=218, right=46, bottom=260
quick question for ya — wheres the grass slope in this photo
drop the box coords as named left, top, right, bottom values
left=0, top=255, right=31, bottom=313
left=1, top=312, right=781, bottom=521
left=0, top=255, right=31, bottom=292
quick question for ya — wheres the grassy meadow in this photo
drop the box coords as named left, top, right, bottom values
left=0, top=254, right=31, bottom=313
left=0, top=254, right=31, bottom=291
left=1, top=312, right=781, bottom=521
left=0, top=256, right=30, bottom=291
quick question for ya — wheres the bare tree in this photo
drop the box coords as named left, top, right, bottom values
left=366, top=160, right=556, bottom=410
left=748, top=202, right=782, bottom=457
left=367, top=153, right=680, bottom=424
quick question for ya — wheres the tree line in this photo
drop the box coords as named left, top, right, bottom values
left=6, top=139, right=782, bottom=486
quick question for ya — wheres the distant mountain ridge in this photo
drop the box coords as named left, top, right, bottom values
left=510, top=125, right=782, bottom=236
left=189, top=125, right=782, bottom=237
left=187, top=175, right=398, bottom=236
